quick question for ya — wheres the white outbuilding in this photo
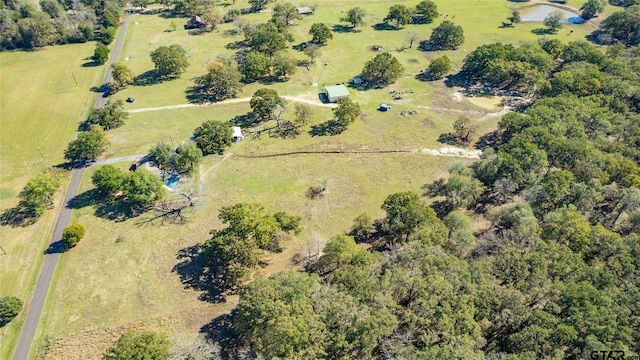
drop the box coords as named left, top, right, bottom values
left=232, top=126, right=244, bottom=141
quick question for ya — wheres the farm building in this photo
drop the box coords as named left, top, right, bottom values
left=296, top=6, right=313, bottom=15
left=185, top=16, right=206, bottom=29
left=232, top=126, right=244, bottom=142
left=324, top=85, right=350, bottom=103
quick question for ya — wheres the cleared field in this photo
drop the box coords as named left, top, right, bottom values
left=33, top=0, right=605, bottom=358
left=0, top=42, right=104, bottom=360
left=110, top=0, right=596, bottom=110
left=39, top=151, right=463, bottom=359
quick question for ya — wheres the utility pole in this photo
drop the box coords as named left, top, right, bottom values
left=37, top=148, right=46, bottom=163
left=71, top=72, right=78, bottom=87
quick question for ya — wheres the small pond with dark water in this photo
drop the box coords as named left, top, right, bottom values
left=520, top=4, right=585, bottom=24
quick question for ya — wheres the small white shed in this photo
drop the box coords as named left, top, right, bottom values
left=296, top=6, right=313, bottom=15
left=232, top=126, right=244, bottom=141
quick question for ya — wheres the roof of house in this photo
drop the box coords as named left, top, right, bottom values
left=232, top=126, right=243, bottom=138
left=325, top=85, right=350, bottom=98
left=296, top=6, right=313, bottom=14
left=188, top=15, right=203, bottom=23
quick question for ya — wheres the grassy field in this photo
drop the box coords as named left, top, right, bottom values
left=32, top=0, right=607, bottom=358
left=0, top=42, right=106, bottom=360
left=109, top=0, right=597, bottom=110
left=38, top=151, right=462, bottom=359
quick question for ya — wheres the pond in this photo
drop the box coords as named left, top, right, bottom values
left=520, top=5, right=585, bottom=24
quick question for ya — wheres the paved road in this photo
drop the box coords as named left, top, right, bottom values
left=12, top=14, right=132, bottom=360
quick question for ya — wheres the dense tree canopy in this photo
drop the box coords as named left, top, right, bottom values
left=85, top=100, right=129, bottom=131
left=580, top=0, right=606, bottom=20
left=150, top=44, right=189, bottom=78
left=122, top=170, right=165, bottom=207
left=0, top=297, right=23, bottom=327
left=19, top=171, right=61, bottom=216
left=384, top=4, right=412, bottom=28
left=599, top=6, right=640, bottom=46
left=193, top=120, right=232, bottom=155
left=544, top=11, right=564, bottom=33
left=111, top=62, right=135, bottom=90
left=93, top=42, right=110, bottom=65
left=341, top=7, right=366, bottom=28
left=64, top=126, right=110, bottom=163
left=309, top=23, right=333, bottom=46
left=248, top=0, right=272, bottom=11
left=92, top=165, right=125, bottom=196
left=173, top=142, right=202, bottom=174
left=62, top=223, right=86, bottom=248
left=272, top=2, right=301, bottom=26
left=250, top=88, right=285, bottom=123
left=414, top=0, right=439, bottom=23
left=148, top=142, right=173, bottom=173
left=222, top=28, right=640, bottom=360
left=429, top=20, right=464, bottom=50
left=428, top=55, right=451, bottom=79
left=360, top=52, right=404, bottom=88
left=203, top=203, right=301, bottom=287
left=193, top=61, right=243, bottom=101
left=245, top=21, right=293, bottom=57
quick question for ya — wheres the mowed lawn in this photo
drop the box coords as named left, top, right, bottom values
left=35, top=0, right=605, bottom=358
left=0, top=42, right=103, bottom=360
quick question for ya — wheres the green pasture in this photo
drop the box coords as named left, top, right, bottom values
left=38, top=148, right=463, bottom=358
left=0, top=42, right=104, bottom=360
left=111, top=0, right=597, bottom=110
left=0, top=42, right=101, bottom=198
left=29, top=0, right=611, bottom=357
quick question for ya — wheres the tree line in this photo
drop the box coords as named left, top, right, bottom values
left=0, top=0, right=124, bottom=50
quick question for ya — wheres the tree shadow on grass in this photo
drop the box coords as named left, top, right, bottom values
left=422, top=178, right=447, bottom=197
left=292, top=41, right=308, bottom=51
left=373, top=22, right=400, bottom=31
left=0, top=204, right=39, bottom=227
left=231, top=113, right=260, bottom=128
left=532, top=28, right=553, bottom=35
left=172, top=244, right=227, bottom=303
left=475, top=130, right=502, bottom=151
left=443, top=72, right=474, bottom=88
left=185, top=85, right=213, bottom=104
left=332, top=24, right=359, bottom=33
left=68, top=189, right=145, bottom=222
left=94, top=200, right=143, bottom=222
left=81, top=60, right=102, bottom=67
left=199, top=311, right=239, bottom=358
left=133, top=69, right=176, bottom=86
left=67, top=188, right=102, bottom=209
left=309, top=120, right=345, bottom=136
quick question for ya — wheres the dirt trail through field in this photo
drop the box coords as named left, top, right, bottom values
left=129, top=95, right=336, bottom=114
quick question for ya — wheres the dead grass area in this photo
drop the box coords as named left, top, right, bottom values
left=42, top=303, right=236, bottom=360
